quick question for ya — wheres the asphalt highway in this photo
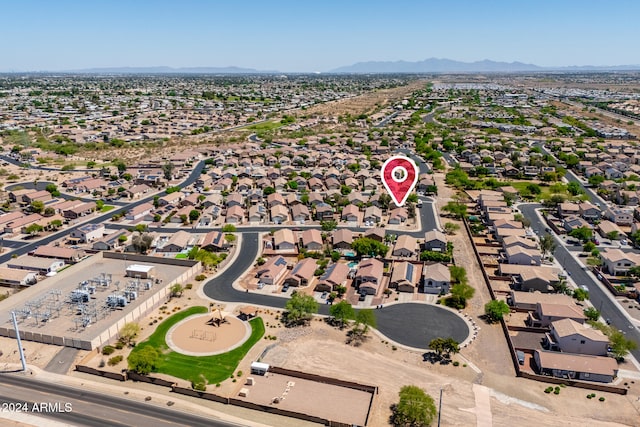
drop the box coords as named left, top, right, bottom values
left=0, top=373, right=241, bottom=427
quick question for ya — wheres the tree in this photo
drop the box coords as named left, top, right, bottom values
left=567, top=181, right=582, bottom=196
left=329, top=300, right=355, bottom=328
left=447, top=283, right=475, bottom=309
left=391, top=385, right=437, bottom=427
left=128, top=346, right=160, bottom=374
left=189, top=209, right=200, bottom=222
left=428, top=337, right=460, bottom=359
left=30, top=200, right=44, bottom=213
left=320, top=220, right=338, bottom=231
left=49, top=219, right=62, bottom=230
left=25, top=223, right=43, bottom=235
left=606, top=230, right=619, bottom=241
left=225, top=233, right=236, bottom=244
left=539, top=234, right=556, bottom=258
left=583, top=307, right=600, bottom=322
left=222, top=224, right=236, bottom=232
left=442, top=201, right=467, bottom=219
left=355, top=309, right=377, bottom=332
left=162, top=161, right=174, bottom=180
left=170, top=284, right=184, bottom=298
left=526, top=183, right=541, bottom=195
left=573, top=288, right=589, bottom=301
left=96, top=199, right=105, bottom=210
left=119, top=322, right=140, bottom=345
left=43, top=207, right=55, bottom=217
left=609, top=330, right=638, bottom=360
left=484, top=300, right=510, bottom=323
left=583, top=241, right=596, bottom=253
left=132, top=233, right=154, bottom=254
left=449, top=266, right=467, bottom=285
left=628, top=266, right=640, bottom=279
left=569, top=227, right=592, bottom=242
left=45, top=183, right=60, bottom=196
left=513, top=213, right=531, bottom=228
left=443, top=222, right=460, bottom=235
left=284, top=291, right=318, bottom=326
left=351, top=237, right=388, bottom=258
left=588, top=175, right=605, bottom=186
left=263, top=186, right=275, bottom=195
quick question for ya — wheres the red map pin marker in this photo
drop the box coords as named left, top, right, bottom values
left=381, top=156, right=419, bottom=207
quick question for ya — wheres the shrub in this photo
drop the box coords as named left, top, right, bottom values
left=102, top=345, right=115, bottom=355
left=185, top=283, right=193, bottom=290
left=237, top=370, right=243, bottom=377
left=115, top=341, right=125, bottom=350
left=192, top=382, right=207, bottom=391
left=195, top=274, right=206, bottom=281
left=108, top=355, right=123, bottom=366
left=452, top=361, right=460, bottom=367
left=599, top=397, right=605, bottom=402
left=544, top=387, right=553, bottom=394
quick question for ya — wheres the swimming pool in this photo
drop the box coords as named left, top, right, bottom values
left=347, top=261, right=358, bottom=269
left=344, top=251, right=356, bottom=258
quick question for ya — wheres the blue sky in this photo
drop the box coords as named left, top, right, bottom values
left=2, top=0, right=639, bottom=71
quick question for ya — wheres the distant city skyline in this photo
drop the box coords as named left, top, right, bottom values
left=2, top=0, right=640, bottom=72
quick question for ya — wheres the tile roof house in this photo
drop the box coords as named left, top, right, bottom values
left=332, top=229, right=353, bottom=249
left=533, top=350, right=618, bottom=383
left=422, top=262, right=451, bottom=294
left=283, top=258, right=317, bottom=287
left=301, top=229, right=323, bottom=251
left=545, top=318, right=608, bottom=356
left=315, top=262, right=350, bottom=292
left=389, top=261, right=421, bottom=293
left=354, top=258, right=384, bottom=295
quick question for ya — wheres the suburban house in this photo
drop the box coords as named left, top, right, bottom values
left=8, top=256, right=65, bottom=275
left=392, top=235, right=418, bottom=258
left=273, top=229, right=297, bottom=251
left=291, top=204, right=311, bottom=222
left=315, top=262, right=350, bottom=292
left=256, top=256, right=288, bottom=286
left=600, top=248, right=640, bottom=275
left=504, top=245, right=542, bottom=266
left=200, top=231, right=227, bottom=252
left=92, top=229, right=130, bottom=251
left=301, top=229, right=323, bottom=251
left=605, top=208, right=633, bottom=225
left=0, top=267, right=37, bottom=287
left=63, top=201, right=96, bottom=220
left=502, top=236, right=538, bottom=250
left=423, top=229, right=447, bottom=252
left=282, top=258, right=317, bottom=288
left=364, top=227, right=386, bottom=242
left=597, top=220, right=623, bottom=240
left=158, top=191, right=185, bottom=207
left=562, top=215, right=592, bottom=233
left=354, top=258, right=384, bottom=295
left=508, top=291, right=573, bottom=311
left=32, top=246, right=84, bottom=263
left=225, top=205, right=245, bottom=224
left=270, top=204, right=289, bottom=224
left=557, top=203, right=580, bottom=218
left=545, top=318, right=609, bottom=356
left=70, top=223, right=105, bottom=243
left=422, top=262, right=451, bottom=294
left=341, top=204, right=360, bottom=222
left=578, top=203, right=601, bottom=222
left=389, top=261, right=421, bottom=293
left=126, top=202, right=154, bottom=221
left=533, top=350, right=618, bottom=383
left=315, top=203, right=334, bottom=220
left=527, top=303, right=586, bottom=328
left=157, top=230, right=194, bottom=253
left=388, top=207, right=408, bottom=224
left=332, top=229, right=353, bottom=250
left=363, top=206, right=382, bottom=224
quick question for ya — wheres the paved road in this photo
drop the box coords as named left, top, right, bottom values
left=519, top=203, right=640, bottom=361
left=44, top=347, right=79, bottom=375
left=374, top=111, right=399, bottom=128
left=4, top=180, right=128, bottom=206
left=0, top=373, right=240, bottom=427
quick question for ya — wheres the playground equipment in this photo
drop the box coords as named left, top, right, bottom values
left=206, top=308, right=230, bottom=327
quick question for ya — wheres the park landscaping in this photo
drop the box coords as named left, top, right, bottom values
left=128, top=306, right=265, bottom=385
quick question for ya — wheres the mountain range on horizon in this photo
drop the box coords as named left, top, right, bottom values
left=6, top=58, right=640, bottom=74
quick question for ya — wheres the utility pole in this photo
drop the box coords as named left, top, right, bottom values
left=437, top=387, right=443, bottom=427
left=11, top=311, right=27, bottom=372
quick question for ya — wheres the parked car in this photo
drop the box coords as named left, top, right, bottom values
left=281, top=284, right=290, bottom=293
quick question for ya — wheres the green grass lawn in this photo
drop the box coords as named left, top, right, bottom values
left=509, top=181, right=589, bottom=203
left=130, top=306, right=265, bottom=385
left=99, top=205, right=115, bottom=213
left=174, top=253, right=188, bottom=259
left=246, top=121, right=283, bottom=132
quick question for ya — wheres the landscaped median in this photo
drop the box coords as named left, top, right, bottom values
left=128, top=306, right=265, bottom=386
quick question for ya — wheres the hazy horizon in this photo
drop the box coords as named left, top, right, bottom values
left=2, top=0, right=640, bottom=72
